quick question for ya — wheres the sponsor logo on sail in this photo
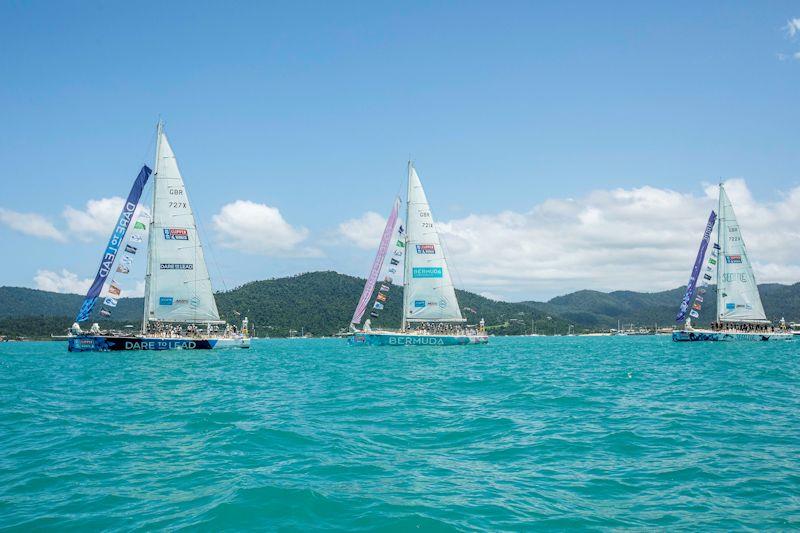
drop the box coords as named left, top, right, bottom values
left=163, top=228, right=189, bottom=240
left=725, top=255, right=742, bottom=264
left=159, top=296, right=174, bottom=305
left=722, top=273, right=747, bottom=283
left=412, top=267, right=443, bottom=278
left=160, top=263, right=194, bottom=270
left=414, top=300, right=426, bottom=308
left=726, top=302, right=736, bottom=310
left=416, top=244, right=436, bottom=254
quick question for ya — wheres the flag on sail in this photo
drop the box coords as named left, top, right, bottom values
left=108, top=284, right=121, bottom=296
left=116, top=264, right=129, bottom=274
left=104, top=297, right=118, bottom=307
left=376, top=293, right=387, bottom=302
left=396, top=240, right=405, bottom=248
left=390, top=258, right=399, bottom=266
left=379, top=284, right=390, bottom=292
left=100, top=308, right=112, bottom=317
left=689, top=310, right=699, bottom=318
left=373, top=302, right=384, bottom=310
left=125, top=244, right=137, bottom=254
left=134, top=221, right=146, bottom=230
left=370, top=311, right=379, bottom=318
left=676, top=210, right=716, bottom=322
left=384, top=276, right=393, bottom=284
left=75, top=165, right=151, bottom=322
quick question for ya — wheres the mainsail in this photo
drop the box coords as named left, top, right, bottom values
left=351, top=197, right=401, bottom=325
left=76, top=165, right=151, bottom=322
left=142, top=125, right=220, bottom=326
left=402, top=163, right=463, bottom=325
left=716, top=184, right=767, bottom=323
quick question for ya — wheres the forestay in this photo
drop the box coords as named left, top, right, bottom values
left=143, top=129, right=220, bottom=324
left=716, top=185, right=767, bottom=323
left=402, top=164, right=463, bottom=323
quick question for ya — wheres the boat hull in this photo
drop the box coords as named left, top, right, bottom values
left=348, top=331, right=489, bottom=346
left=672, top=329, right=794, bottom=342
left=67, top=335, right=250, bottom=352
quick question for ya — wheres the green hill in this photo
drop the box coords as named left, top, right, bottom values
left=2, top=272, right=799, bottom=339
left=0, top=271, right=570, bottom=339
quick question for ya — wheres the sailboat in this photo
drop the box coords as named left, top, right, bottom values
left=672, top=183, right=792, bottom=342
left=348, top=163, right=488, bottom=346
left=67, top=122, right=250, bottom=351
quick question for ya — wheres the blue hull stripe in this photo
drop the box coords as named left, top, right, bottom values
left=68, top=336, right=217, bottom=352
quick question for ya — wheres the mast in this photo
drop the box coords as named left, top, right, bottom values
left=715, top=182, right=723, bottom=322
left=401, top=160, right=412, bottom=332
left=142, top=120, right=163, bottom=334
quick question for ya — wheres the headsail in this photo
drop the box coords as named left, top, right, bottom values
left=676, top=210, right=716, bottom=322
left=716, top=184, right=767, bottom=323
left=75, top=165, right=151, bottom=322
left=143, top=126, right=220, bottom=325
left=402, top=163, right=463, bottom=324
left=351, top=197, right=401, bottom=325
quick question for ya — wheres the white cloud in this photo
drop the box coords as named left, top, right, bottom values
left=786, top=18, right=800, bottom=38
left=212, top=200, right=321, bottom=257
left=337, top=211, right=387, bottom=249
left=63, top=197, right=126, bottom=241
left=0, top=208, right=65, bottom=241
left=339, top=179, right=800, bottom=301
left=34, top=269, right=92, bottom=294
left=33, top=270, right=144, bottom=298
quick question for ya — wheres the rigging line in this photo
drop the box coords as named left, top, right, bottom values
left=191, top=196, right=230, bottom=295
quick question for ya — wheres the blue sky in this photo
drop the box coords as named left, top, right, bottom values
left=1, top=2, right=799, bottom=300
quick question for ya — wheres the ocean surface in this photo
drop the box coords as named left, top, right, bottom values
left=1, top=336, right=799, bottom=530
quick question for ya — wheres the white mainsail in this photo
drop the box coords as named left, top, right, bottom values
left=715, top=184, right=767, bottom=323
left=402, top=163, right=464, bottom=326
left=142, top=124, right=221, bottom=326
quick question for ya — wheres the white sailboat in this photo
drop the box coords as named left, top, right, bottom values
left=68, top=122, right=249, bottom=351
left=349, top=163, right=488, bottom=346
left=673, top=183, right=792, bottom=342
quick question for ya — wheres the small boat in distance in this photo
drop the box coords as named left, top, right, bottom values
left=673, top=183, right=792, bottom=342
left=67, top=122, right=250, bottom=351
left=348, top=163, right=488, bottom=346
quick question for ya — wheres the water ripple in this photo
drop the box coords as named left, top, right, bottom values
left=1, top=336, right=799, bottom=529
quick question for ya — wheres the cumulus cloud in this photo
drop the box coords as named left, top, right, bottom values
left=212, top=200, right=321, bottom=257
left=0, top=208, right=65, bottom=241
left=63, top=197, right=126, bottom=240
left=786, top=18, right=800, bottom=38
left=34, top=270, right=145, bottom=297
left=337, top=211, right=387, bottom=249
left=339, top=179, right=800, bottom=300
left=34, top=269, right=92, bottom=294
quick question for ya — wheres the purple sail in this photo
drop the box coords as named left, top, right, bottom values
left=351, top=197, right=400, bottom=325
left=676, top=210, right=716, bottom=322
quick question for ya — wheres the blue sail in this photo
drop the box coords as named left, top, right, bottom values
left=676, top=210, right=716, bottom=322
left=75, top=165, right=151, bottom=322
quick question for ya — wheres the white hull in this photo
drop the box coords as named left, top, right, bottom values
left=673, top=329, right=793, bottom=342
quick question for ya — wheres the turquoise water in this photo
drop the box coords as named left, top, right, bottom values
left=1, top=336, right=799, bottom=530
